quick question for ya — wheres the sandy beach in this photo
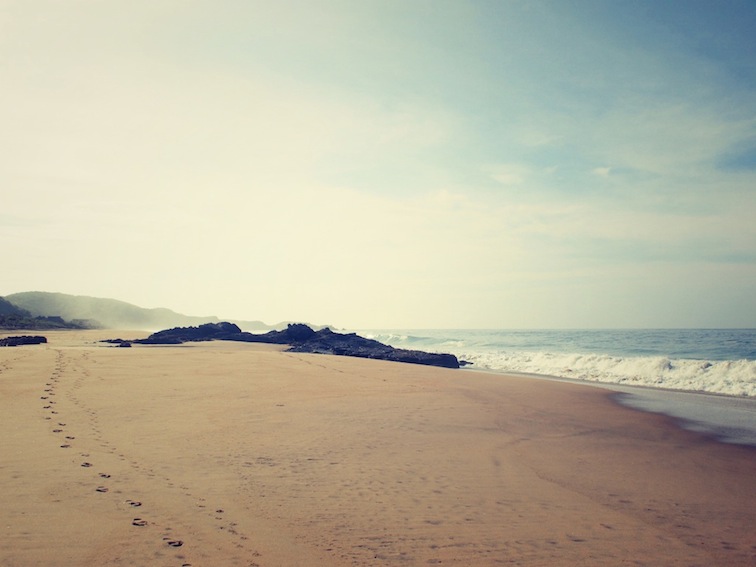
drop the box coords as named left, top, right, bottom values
left=1, top=330, right=754, bottom=566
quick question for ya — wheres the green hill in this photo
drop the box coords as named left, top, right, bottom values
left=0, top=297, right=26, bottom=316
left=0, top=296, right=87, bottom=330
left=4, top=292, right=273, bottom=331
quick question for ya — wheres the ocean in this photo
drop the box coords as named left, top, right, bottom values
left=358, top=328, right=756, bottom=397
left=355, top=328, right=756, bottom=446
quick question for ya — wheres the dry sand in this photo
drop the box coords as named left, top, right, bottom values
left=1, top=330, right=754, bottom=566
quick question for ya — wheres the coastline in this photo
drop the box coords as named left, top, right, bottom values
left=363, top=328, right=756, bottom=397
left=462, top=366, right=756, bottom=447
left=1, top=330, right=755, bottom=565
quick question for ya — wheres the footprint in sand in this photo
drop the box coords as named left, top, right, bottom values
left=81, top=462, right=93, bottom=468
left=99, top=473, right=111, bottom=478
left=132, top=518, right=148, bottom=527
left=126, top=500, right=142, bottom=507
left=96, top=486, right=109, bottom=493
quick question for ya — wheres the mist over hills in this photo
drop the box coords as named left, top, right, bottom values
left=3, top=292, right=279, bottom=331
left=0, top=296, right=87, bottom=330
left=0, top=297, right=25, bottom=317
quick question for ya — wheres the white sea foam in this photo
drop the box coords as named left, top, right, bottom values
left=358, top=328, right=756, bottom=398
left=365, top=332, right=410, bottom=343
left=461, top=351, right=756, bottom=397
left=357, top=329, right=756, bottom=445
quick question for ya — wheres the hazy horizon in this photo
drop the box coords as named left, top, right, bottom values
left=3, top=1, right=755, bottom=329
left=3, top=289, right=754, bottom=332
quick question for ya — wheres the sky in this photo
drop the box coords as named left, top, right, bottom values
left=2, top=0, right=755, bottom=329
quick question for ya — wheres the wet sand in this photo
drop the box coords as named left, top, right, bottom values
left=1, top=330, right=754, bottom=566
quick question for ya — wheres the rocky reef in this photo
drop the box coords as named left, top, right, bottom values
left=282, top=327, right=461, bottom=368
left=135, top=321, right=243, bottom=344
left=107, top=322, right=461, bottom=369
left=0, top=335, right=48, bottom=347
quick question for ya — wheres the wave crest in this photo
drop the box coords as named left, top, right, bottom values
left=464, top=351, right=756, bottom=396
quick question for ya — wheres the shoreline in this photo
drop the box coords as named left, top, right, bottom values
left=461, top=366, right=756, bottom=447
left=4, top=327, right=755, bottom=446
left=2, top=330, right=755, bottom=565
left=363, top=328, right=756, bottom=397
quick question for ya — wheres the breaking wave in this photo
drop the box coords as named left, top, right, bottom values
left=360, top=329, right=756, bottom=397
left=462, top=350, right=756, bottom=397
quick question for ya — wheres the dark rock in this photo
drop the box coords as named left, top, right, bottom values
left=379, top=348, right=460, bottom=369
left=226, top=323, right=319, bottom=345
left=101, top=338, right=130, bottom=345
left=286, top=328, right=459, bottom=368
left=118, top=322, right=460, bottom=369
left=135, top=322, right=243, bottom=344
left=0, top=335, right=47, bottom=347
left=276, top=323, right=316, bottom=342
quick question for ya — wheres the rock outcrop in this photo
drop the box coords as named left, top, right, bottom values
left=283, top=328, right=461, bottom=369
left=110, top=323, right=461, bottom=369
left=137, top=322, right=243, bottom=344
left=0, top=335, right=48, bottom=347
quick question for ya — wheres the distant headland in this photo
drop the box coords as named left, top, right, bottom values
left=0, top=296, right=90, bottom=330
left=0, top=291, right=326, bottom=332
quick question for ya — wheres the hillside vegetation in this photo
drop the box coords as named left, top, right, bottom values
left=0, top=297, right=89, bottom=330
left=4, top=292, right=274, bottom=331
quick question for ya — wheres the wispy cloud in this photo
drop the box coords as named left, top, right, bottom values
left=2, top=1, right=754, bottom=327
left=488, top=164, right=530, bottom=186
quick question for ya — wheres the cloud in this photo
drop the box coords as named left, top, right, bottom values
left=591, top=166, right=611, bottom=178
left=2, top=1, right=755, bottom=327
left=587, top=103, right=753, bottom=176
left=487, top=163, right=543, bottom=187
